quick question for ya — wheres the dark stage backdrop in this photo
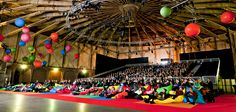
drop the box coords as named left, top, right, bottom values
left=180, top=49, right=235, bottom=79
left=95, top=54, right=148, bottom=74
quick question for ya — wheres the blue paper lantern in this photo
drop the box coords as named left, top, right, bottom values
left=19, top=41, right=26, bottom=46
left=15, top=18, right=25, bottom=28
left=42, top=61, right=47, bottom=66
left=5, top=49, right=11, bottom=54
left=44, top=40, right=50, bottom=45
left=60, top=50, right=65, bottom=55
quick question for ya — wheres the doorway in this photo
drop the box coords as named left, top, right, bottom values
left=13, top=70, right=20, bottom=84
left=48, top=71, right=63, bottom=81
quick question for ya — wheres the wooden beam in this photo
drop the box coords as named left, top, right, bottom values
left=0, top=11, right=45, bottom=27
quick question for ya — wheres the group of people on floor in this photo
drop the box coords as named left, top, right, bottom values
left=1, top=76, right=215, bottom=105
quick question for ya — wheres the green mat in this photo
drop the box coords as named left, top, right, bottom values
left=76, top=95, right=101, bottom=98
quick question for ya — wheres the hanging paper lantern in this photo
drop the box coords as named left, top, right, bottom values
left=74, top=53, right=79, bottom=59
left=28, top=55, right=36, bottom=62
left=22, top=56, right=28, bottom=62
left=11, top=48, right=16, bottom=52
left=18, top=41, right=26, bottom=46
left=30, top=49, right=36, bottom=53
left=220, top=11, right=235, bottom=24
left=0, top=34, right=5, bottom=42
left=52, top=39, right=58, bottom=43
left=22, top=26, right=30, bottom=33
left=50, top=32, right=59, bottom=40
left=3, top=55, right=12, bottom=62
left=47, top=48, right=54, bottom=54
left=34, top=60, right=42, bottom=68
left=160, top=6, right=172, bottom=18
left=0, top=42, right=2, bottom=48
left=44, top=40, right=51, bottom=44
left=60, top=50, right=65, bottom=55
left=38, top=53, right=44, bottom=58
left=44, top=44, right=52, bottom=49
left=5, top=49, right=11, bottom=54
left=21, top=33, right=31, bottom=42
left=42, top=61, right=47, bottom=66
left=28, top=46, right=34, bottom=51
left=184, top=23, right=201, bottom=37
left=65, top=45, right=72, bottom=52
left=15, top=18, right=25, bottom=28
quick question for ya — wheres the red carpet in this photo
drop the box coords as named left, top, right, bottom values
left=1, top=91, right=236, bottom=112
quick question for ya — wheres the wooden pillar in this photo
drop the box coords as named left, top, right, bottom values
left=228, top=30, right=236, bottom=78
left=214, top=37, right=218, bottom=50
left=89, top=45, right=93, bottom=76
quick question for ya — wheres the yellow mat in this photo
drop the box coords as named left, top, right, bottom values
left=137, top=101, right=197, bottom=109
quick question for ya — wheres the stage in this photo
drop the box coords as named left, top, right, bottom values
left=0, top=91, right=236, bottom=112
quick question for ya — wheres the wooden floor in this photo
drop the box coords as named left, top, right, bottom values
left=0, top=93, right=141, bottom=112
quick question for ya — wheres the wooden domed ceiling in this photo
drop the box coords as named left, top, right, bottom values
left=0, top=0, right=236, bottom=47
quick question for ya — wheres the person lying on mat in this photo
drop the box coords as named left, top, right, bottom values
left=184, top=87, right=198, bottom=105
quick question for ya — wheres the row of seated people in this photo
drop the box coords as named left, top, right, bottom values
left=106, top=62, right=194, bottom=80
left=1, top=77, right=215, bottom=105
left=71, top=78, right=215, bottom=104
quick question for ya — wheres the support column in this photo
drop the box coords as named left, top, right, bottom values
left=229, top=30, right=236, bottom=78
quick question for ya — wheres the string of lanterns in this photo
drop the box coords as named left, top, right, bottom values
left=1, top=17, right=80, bottom=68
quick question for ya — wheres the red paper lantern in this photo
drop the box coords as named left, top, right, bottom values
left=47, top=48, right=54, bottom=54
left=184, top=23, right=201, bottom=37
left=0, top=34, right=5, bottom=42
left=38, top=53, right=44, bottom=58
left=52, top=39, right=58, bottom=43
left=50, top=32, right=59, bottom=40
left=34, top=60, right=42, bottom=68
left=220, top=11, right=235, bottom=24
left=74, top=53, right=79, bottom=59
left=45, top=44, right=52, bottom=49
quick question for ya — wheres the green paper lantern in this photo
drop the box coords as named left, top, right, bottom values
left=160, top=6, right=172, bottom=18
left=22, top=56, right=28, bottom=62
left=28, top=46, right=34, bottom=51
left=11, top=48, right=16, bottom=52
left=28, top=55, right=36, bottom=62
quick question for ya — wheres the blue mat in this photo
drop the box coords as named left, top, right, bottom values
left=94, top=97, right=112, bottom=100
left=39, top=92, right=56, bottom=94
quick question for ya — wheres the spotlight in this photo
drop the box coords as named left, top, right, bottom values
left=20, top=64, right=28, bottom=69
left=81, top=68, right=88, bottom=74
left=52, top=68, right=59, bottom=72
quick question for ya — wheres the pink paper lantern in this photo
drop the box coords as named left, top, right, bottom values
left=21, top=33, right=31, bottom=42
left=65, top=45, right=72, bottom=52
left=22, top=26, right=30, bottom=33
left=45, top=44, right=52, bottom=49
left=0, top=34, right=5, bottom=42
left=3, top=55, right=12, bottom=62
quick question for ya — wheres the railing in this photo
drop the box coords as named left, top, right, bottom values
left=91, top=66, right=126, bottom=78
left=181, top=58, right=220, bottom=63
